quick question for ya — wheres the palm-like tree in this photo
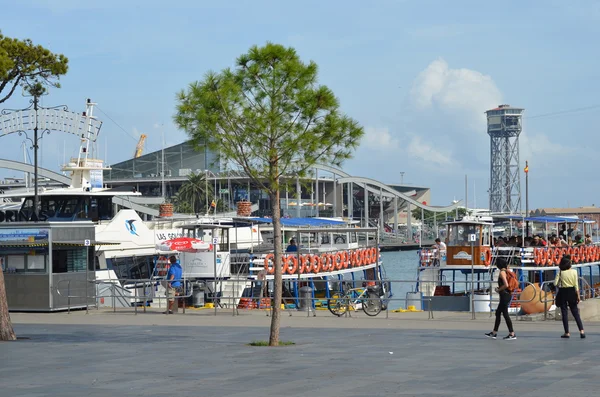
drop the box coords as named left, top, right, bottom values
left=175, top=172, right=213, bottom=214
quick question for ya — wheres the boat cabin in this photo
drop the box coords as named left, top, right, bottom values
left=445, top=217, right=493, bottom=266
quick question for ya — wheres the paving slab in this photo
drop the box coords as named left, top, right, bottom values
left=1, top=310, right=598, bottom=397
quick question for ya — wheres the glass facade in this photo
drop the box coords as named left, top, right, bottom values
left=105, top=141, right=220, bottom=180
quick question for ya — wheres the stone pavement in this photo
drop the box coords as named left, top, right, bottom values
left=1, top=310, right=599, bottom=397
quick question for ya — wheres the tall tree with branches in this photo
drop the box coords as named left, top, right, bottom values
left=175, top=43, right=363, bottom=345
left=0, top=33, right=68, bottom=341
left=0, top=31, right=68, bottom=103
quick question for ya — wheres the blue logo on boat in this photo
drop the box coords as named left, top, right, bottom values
left=125, top=219, right=139, bottom=236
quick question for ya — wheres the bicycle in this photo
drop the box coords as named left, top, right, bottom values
left=327, top=285, right=383, bottom=317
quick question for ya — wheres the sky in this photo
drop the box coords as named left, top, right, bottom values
left=1, top=0, right=600, bottom=210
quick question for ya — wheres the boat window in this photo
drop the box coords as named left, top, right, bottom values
left=482, top=225, right=491, bottom=246
left=41, top=199, right=58, bottom=218
left=97, top=197, right=114, bottom=220
left=20, top=198, right=34, bottom=219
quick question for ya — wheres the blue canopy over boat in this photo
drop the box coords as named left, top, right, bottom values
left=496, top=215, right=595, bottom=224
left=247, top=217, right=347, bottom=227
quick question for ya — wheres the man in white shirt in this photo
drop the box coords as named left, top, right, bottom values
left=433, top=238, right=447, bottom=265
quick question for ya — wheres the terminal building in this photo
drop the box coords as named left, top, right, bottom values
left=102, top=141, right=435, bottom=224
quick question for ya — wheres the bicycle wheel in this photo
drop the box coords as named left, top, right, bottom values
left=362, top=293, right=382, bottom=316
left=328, top=293, right=349, bottom=316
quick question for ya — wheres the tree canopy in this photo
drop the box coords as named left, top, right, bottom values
left=0, top=31, right=68, bottom=104
left=175, top=43, right=363, bottom=345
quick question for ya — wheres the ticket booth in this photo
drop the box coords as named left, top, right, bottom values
left=2, top=222, right=101, bottom=311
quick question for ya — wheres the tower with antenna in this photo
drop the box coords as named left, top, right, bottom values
left=486, top=104, right=524, bottom=214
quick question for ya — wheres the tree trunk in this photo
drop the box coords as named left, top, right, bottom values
left=269, top=188, right=282, bottom=346
left=0, top=269, right=16, bottom=341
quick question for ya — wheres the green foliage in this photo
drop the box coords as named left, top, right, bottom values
left=174, top=42, right=363, bottom=194
left=175, top=43, right=363, bottom=345
left=412, top=207, right=469, bottom=225
left=174, top=172, right=213, bottom=214
left=0, top=32, right=68, bottom=103
left=248, top=340, right=295, bottom=346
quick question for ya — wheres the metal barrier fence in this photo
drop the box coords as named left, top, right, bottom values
left=54, top=276, right=570, bottom=321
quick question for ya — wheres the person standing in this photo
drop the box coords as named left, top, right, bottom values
left=165, top=255, right=182, bottom=314
left=432, top=238, right=446, bottom=266
left=485, top=258, right=517, bottom=340
left=555, top=255, right=585, bottom=338
left=286, top=238, right=298, bottom=253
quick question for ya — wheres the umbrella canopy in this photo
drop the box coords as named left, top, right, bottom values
left=157, top=237, right=212, bottom=252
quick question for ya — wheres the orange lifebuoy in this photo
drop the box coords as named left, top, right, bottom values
left=580, top=246, right=587, bottom=262
left=334, top=252, right=343, bottom=270
left=484, top=249, right=492, bottom=266
left=357, top=250, right=364, bottom=266
left=284, top=255, right=298, bottom=274
left=572, top=247, right=580, bottom=263
left=370, top=247, right=377, bottom=264
left=299, top=255, right=309, bottom=273
left=533, top=248, right=541, bottom=265
left=546, top=248, right=554, bottom=266
left=264, top=254, right=275, bottom=275
left=553, top=248, right=562, bottom=266
left=341, top=251, right=349, bottom=269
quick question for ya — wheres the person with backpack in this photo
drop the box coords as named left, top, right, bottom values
left=485, top=258, right=517, bottom=340
left=555, top=255, right=585, bottom=338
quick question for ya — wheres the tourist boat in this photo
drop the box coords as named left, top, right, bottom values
left=230, top=219, right=392, bottom=310
left=416, top=215, right=600, bottom=314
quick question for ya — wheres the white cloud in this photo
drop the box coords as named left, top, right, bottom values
left=410, top=58, right=502, bottom=131
left=361, top=127, right=399, bottom=151
left=520, top=132, right=572, bottom=168
left=406, top=135, right=453, bottom=166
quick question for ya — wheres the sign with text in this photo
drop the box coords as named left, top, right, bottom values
left=0, top=108, right=102, bottom=140
left=0, top=228, right=49, bottom=242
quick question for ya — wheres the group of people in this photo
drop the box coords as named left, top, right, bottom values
left=485, top=254, right=586, bottom=340
left=493, top=233, right=592, bottom=248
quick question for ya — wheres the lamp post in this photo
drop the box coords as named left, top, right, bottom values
left=525, top=161, right=529, bottom=237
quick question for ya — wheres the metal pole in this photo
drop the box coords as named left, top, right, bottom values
left=364, top=184, right=369, bottom=228
left=471, top=239, right=475, bottom=320
left=420, top=208, right=424, bottom=248
left=315, top=168, right=319, bottom=217
left=379, top=187, right=384, bottom=239
left=333, top=175, right=337, bottom=217
left=33, top=95, right=39, bottom=218
left=296, top=175, right=301, bottom=218
left=214, top=227, right=218, bottom=316
left=525, top=160, right=529, bottom=236
left=205, top=169, right=208, bottom=214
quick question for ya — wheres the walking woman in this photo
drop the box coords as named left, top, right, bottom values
left=485, top=258, right=517, bottom=340
left=555, top=255, right=585, bottom=338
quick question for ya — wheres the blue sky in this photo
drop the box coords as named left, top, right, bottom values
left=1, top=0, right=599, bottom=210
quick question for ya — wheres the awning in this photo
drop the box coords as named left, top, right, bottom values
left=247, top=217, right=347, bottom=227
left=496, top=215, right=594, bottom=224
left=0, top=241, right=48, bottom=248
left=54, top=241, right=121, bottom=247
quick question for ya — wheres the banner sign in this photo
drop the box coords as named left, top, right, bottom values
left=0, top=108, right=102, bottom=140
left=0, top=228, right=49, bottom=242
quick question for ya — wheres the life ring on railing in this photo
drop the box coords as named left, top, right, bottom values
left=371, top=247, right=377, bottom=264
left=285, top=255, right=298, bottom=274
left=299, top=255, right=310, bottom=273
left=546, top=248, right=554, bottom=266
left=312, top=254, right=319, bottom=272
left=484, top=250, right=492, bottom=266
left=533, top=248, right=542, bottom=265
left=595, top=246, right=600, bottom=262
left=264, top=254, right=275, bottom=275
left=552, top=248, right=562, bottom=266
left=356, top=250, right=364, bottom=267
left=579, top=246, right=586, bottom=262
left=341, top=251, right=349, bottom=269
left=334, top=252, right=343, bottom=270
left=572, top=247, right=580, bottom=263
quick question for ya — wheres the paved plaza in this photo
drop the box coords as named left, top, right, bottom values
left=1, top=310, right=599, bottom=396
